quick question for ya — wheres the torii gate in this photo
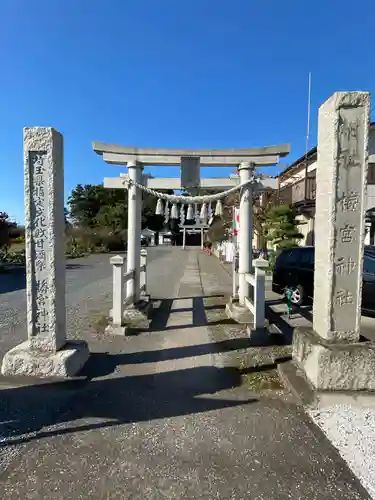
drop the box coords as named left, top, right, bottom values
left=93, top=143, right=290, bottom=315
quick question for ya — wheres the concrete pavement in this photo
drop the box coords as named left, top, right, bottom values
left=0, top=248, right=370, bottom=499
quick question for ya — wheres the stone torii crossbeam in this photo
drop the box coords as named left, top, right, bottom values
left=94, top=142, right=290, bottom=319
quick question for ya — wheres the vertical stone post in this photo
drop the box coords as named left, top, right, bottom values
left=182, top=228, right=186, bottom=249
left=238, top=162, right=254, bottom=306
left=253, top=258, right=268, bottom=329
left=201, top=227, right=204, bottom=249
left=106, top=254, right=127, bottom=336
left=140, top=249, right=147, bottom=295
left=25, top=128, right=66, bottom=351
left=1, top=127, right=89, bottom=378
left=232, top=248, right=238, bottom=299
left=313, top=92, right=369, bottom=343
left=292, top=92, right=375, bottom=391
left=126, top=161, right=143, bottom=303
left=110, top=255, right=125, bottom=326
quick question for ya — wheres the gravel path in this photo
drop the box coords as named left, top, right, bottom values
left=309, top=404, right=375, bottom=499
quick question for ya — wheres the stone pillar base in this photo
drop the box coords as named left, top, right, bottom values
left=123, top=299, right=153, bottom=330
left=293, top=327, right=375, bottom=391
left=225, top=297, right=254, bottom=324
left=107, top=298, right=153, bottom=335
left=1, top=340, right=89, bottom=378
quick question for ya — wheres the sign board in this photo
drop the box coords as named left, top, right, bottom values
left=180, top=156, right=200, bottom=190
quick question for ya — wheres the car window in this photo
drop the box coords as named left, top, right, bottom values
left=365, top=249, right=375, bottom=260
left=278, top=249, right=300, bottom=266
left=364, top=256, right=375, bottom=275
left=299, top=248, right=314, bottom=268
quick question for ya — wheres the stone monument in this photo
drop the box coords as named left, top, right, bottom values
left=1, top=128, right=89, bottom=378
left=291, top=91, right=375, bottom=391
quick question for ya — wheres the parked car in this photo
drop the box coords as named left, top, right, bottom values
left=140, top=235, right=149, bottom=247
left=272, top=246, right=375, bottom=312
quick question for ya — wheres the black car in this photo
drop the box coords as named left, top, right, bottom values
left=272, top=246, right=375, bottom=312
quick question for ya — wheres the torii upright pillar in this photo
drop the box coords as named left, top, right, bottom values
left=127, top=161, right=143, bottom=303
left=238, top=162, right=254, bottom=306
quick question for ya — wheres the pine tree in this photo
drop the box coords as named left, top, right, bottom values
left=264, top=204, right=303, bottom=250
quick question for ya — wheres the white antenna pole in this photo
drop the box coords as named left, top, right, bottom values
left=305, top=72, right=312, bottom=156
left=304, top=72, right=312, bottom=199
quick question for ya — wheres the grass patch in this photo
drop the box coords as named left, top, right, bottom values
left=90, top=314, right=109, bottom=332
left=271, top=346, right=292, bottom=360
left=241, top=369, right=282, bottom=392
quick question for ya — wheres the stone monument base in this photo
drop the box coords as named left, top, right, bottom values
left=106, top=298, right=153, bottom=335
left=225, top=297, right=254, bottom=324
left=1, top=340, right=90, bottom=378
left=291, top=327, right=375, bottom=391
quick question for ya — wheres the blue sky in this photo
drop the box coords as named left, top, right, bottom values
left=1, top=0, right=374, bottom=223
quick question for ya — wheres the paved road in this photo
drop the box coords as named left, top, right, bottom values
left=0, top=247, right=180, bottom=359
left=0, top=248, right=370, bottom=499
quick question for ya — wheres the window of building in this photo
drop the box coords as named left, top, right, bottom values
left=367, top=164, right=375, bottom=184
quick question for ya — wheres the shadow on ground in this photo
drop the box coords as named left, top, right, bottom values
left=0, top=292, right=290, bottom=450
left=83, top=338, right=263, bottom=372
left=66, top=263, right=93, bottom=270
left=265, top=301, right=311, bottom=346
left=149, top=294, right=234, bottom=333
left=0, top=294, right=262, bottom=448
left=0, top=267, right=26, bottom=294
left=0, top=365, right=257, bottom=449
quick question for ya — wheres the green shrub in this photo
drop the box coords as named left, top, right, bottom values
left=0, top=248, right=26, bottom=264
left=101, top=230, right=127, bottom=252
left=65, top=227, right=126, bottom=254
